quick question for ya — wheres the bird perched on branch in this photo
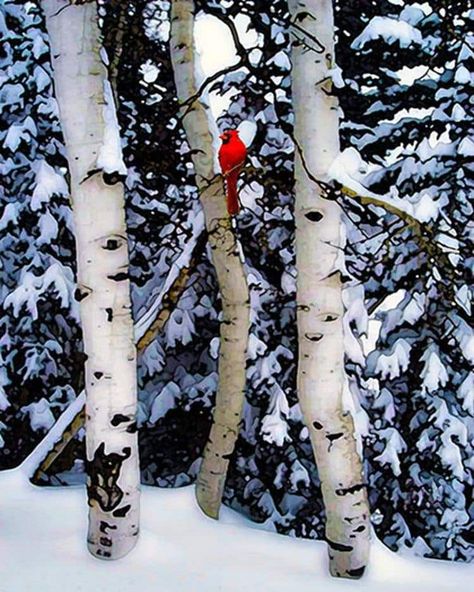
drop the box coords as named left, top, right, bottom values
left=218, top=129, right=247, bottom=216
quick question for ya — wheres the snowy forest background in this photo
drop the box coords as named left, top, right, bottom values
left=0, top=0, right=473, bottom=566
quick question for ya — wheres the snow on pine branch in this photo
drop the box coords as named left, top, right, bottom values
left=31, top=160, right=69, bottom=211
left=328, top=150, right=444, bottom=225
left=134, top=209, right=205, bottom=342
left=351, top=16, right=423, bottom=50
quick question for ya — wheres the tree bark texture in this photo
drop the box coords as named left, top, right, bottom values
left=42, top=0, right=140, bottom=560
left=289, top=0, right=371, bottom=578
left=170, top=0, right=250, bottom=519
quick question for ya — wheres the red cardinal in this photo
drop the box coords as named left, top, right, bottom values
left=218, top=129, right=247, bottom=216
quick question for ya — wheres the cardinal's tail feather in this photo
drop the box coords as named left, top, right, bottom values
left=225, top=172, right=240, bottom=216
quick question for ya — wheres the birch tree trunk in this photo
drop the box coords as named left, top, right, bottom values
left=42, top=0, right=140, bottom=559
left=289, top=0, right=370, bottom=578
left=170, top=0, right=250, bottom=519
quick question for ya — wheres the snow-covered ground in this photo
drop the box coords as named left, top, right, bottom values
left=0, top=463, right=470, bottom=592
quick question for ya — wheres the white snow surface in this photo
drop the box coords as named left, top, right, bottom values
left=0, top=462, right=471, bottom=591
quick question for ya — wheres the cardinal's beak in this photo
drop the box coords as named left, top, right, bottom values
left=219, top=134, right=225, bottom=139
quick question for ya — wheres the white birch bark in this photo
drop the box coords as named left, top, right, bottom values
left=42, top=0, right=140, bottom=559
left=170, top=0, right=250, bottom=519
left=289, top=0, right=371, bottom=578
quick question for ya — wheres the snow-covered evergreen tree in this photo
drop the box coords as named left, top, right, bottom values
left=337, top=0, right=474, bottom=561
left=0, top=0, right=82, bottom=468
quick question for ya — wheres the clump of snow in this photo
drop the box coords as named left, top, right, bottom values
left=0, top=202, right=18, bottom=230
left=352, top=16, right=423, bottom=50
left=33, top=65, right=50, bottom=92
left=420, top=349, right=448, bottom=393
left=261, top=383, right=291, bottom=447
left=31, top=160, right=69, bottom=211
left=402, top=292, right=425, bottom=324
left=374, top=339, right=411, bottom=380
left=209, top=336, right=220, bottom=360
left=37, top=211, right=59, bottom=245
left=289, top=460, right=310, bottom=491
left=399, top=3, right=430, bottom=25
left=237, top=120, right=258, bottom=147
left=374, top=427, right=407, bottom=476
left=268, top=51, right=291, bottom=71
left=247, top=332, right=267, bottom=359
left=0, top=371, right=10, bottom=411
left=97, top=80, right=127, bottom=176
left=140, top=60, right=161, bottom=84
left=166, top=307, right=195, bottom=348
left=454, top=65, right=471, bottom=84
left=231, top=13, right=262, bottom=49
left=413, top=193, right=441, bottom=222
left=329, top=65, right=345, bottom=88
left=458, top=137, right=474, bottom=157
left=4, top=116, right=37, bottom=152
left=149, top=382, right=181, bottom=423
left=458, top=373, right=474, bottom=415
left=21, top=398, right=55, bottom=432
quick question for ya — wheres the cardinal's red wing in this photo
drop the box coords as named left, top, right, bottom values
left=218, top=147, right=234, bottom=174
left=218, top=149, right=226, bottom=172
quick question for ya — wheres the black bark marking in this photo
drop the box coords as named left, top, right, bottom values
left=335, top=483, right=365, bottom=496
left=107, top=271, right=129, bottom=282
left=103, top=171, right=124, bottom=186
left=295, top=10, right=316, bottom=22
left=304, top=332, right=323, bottom=342
left=94, top=371, right=104, bottom=380
left=112, top=504, right=131, bottom=518
left=346, top=566, right=365, bottom=578
left=305, top=211, right=323, bottom=222
left=74, top=287, right=90, bottom=302
left=99, top=521, right=117, bottom=534
left=354, top=525, right=366, bottom=533
left=80, top=167, right=101, bottom=184
left=126, top=422, right=138, bottom=434
left=103, top=238, right=120, bottom=251
left=313, top=421, right=323, bottom=430
left=324, top=314, right=338, bottom=322
left=326, top=432, right=344, bottom=442
left=87, top=443, right=131, bottom=512
left=105, top=308, right=113, bottom=322
left=100, top=536, right=113, bottom=547
left=111, top=414, right=132, bottom=426
left=327, top=539, right=353, bottom=552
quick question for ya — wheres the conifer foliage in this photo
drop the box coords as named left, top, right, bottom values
left=337, top=0, right=474, bottom=561
left=0, top=0, right=82, bottom=468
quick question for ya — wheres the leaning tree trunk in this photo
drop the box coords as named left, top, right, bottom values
left=42, top=0, right=140, bottom=559
left=289, top=0, right=370, bottom=579
left=170, top=0, right=250, bottom=519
